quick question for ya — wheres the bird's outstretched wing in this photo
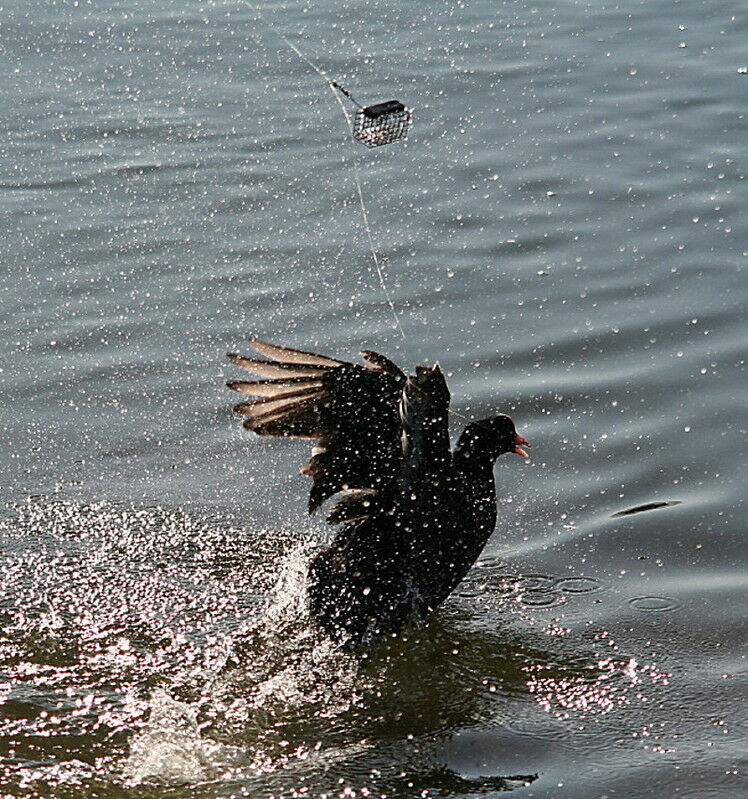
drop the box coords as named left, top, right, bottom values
left=227, top=339, right=406, bottom=513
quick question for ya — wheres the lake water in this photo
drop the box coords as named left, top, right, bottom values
left=1, top=0, right=745, bottom=796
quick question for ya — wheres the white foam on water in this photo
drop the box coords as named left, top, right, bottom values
left=261, top=542, right=316, bottom=636
left=124, top=688, right=247, bottom=785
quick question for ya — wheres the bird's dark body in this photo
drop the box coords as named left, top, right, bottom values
left=227, top=339, right=528, bottom=649
left=308, top=459, right=497, bottom=646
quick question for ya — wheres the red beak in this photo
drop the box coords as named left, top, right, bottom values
left=512, top=434, right=531, bottom=458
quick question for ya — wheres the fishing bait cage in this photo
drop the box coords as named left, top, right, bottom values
left=353, top=100, right=411, bottom=147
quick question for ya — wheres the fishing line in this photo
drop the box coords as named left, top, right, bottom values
left=230, top=0, right=407, bottom=341
left=342, top=111, right=408, bottom=342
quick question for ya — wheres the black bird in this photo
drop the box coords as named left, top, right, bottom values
left=227, top=339, right=530, bottom=648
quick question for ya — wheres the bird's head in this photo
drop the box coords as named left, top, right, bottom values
left=456, top=414, right=531, bottom=462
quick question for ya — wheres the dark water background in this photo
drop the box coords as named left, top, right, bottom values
left=1, top=0, right=745, bottom=796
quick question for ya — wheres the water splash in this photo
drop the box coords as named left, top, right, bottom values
left=0, top=498, right=680, bottom=794
left=123, top=689, right=245, bottom=784
left=124, top=541, right=366, bottom=785
left=0, top=498, right=336, bottom=788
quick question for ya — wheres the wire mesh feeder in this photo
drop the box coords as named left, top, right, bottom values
left=353, top=100, right=411, bottom=147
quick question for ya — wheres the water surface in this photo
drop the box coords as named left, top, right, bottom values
left=1, top=0, right=745, bottom=796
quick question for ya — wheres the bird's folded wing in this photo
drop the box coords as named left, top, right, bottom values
left=227, top=339, right=406, bottom=513
left=322, top=363, right=452, bottom=533
left=399, top=364, right=452, bottom=481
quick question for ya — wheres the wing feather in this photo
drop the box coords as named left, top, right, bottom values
left=399, top=364, right=451, bottom=480
left=227, top=354, right=328, bottom=378
left=233, top=389, right=326, bottom=417
left=227, top=340, right=406, bottom=512
left=245, top=404, right=324, bottom=437
left=227, top=378, right=324, bottom=396
left=248, top=338, right=343, bottom=367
